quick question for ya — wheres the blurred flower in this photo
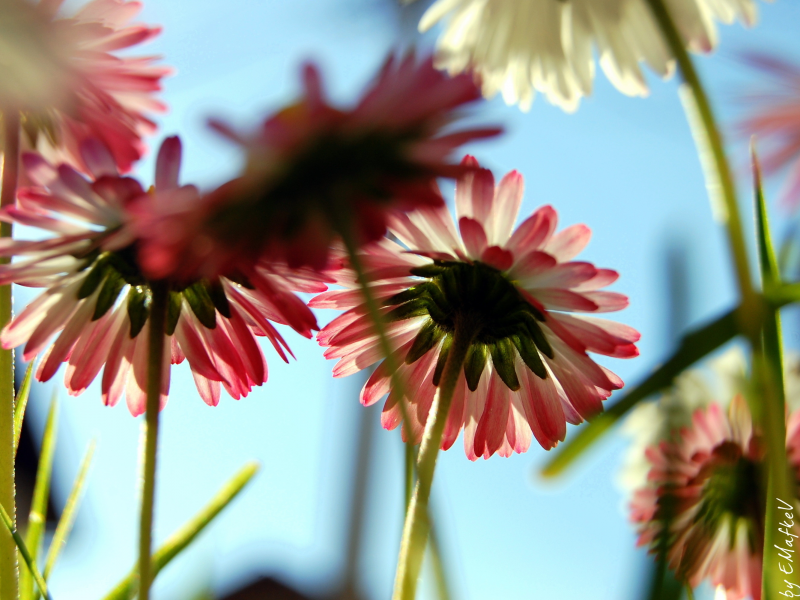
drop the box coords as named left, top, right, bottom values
left=0, top=137, right=326, bottom=415
left=312, top=156, right=639, bottom=458
left=0, top=0, right=170, bottom=173
left=417, top=0, right=762, bottom=112
left=738, top=53, right=800, bottom=208
left=626, top=349, right=800, bottom=599
left=136, top=54, right=501, bottom=280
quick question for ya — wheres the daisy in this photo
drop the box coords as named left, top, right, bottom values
left=417, top=0, right=762, bottom=112
left=0, top=0, right=170, bottom=173
left=311, top=156, right=639, bottom=458
left=136, top=54, right=501, bottom=281
left=0, top=136, right=326, bottom=415
left=738, top=53, right=800, bottom=209
left=629, top=394, right=800, bottom=599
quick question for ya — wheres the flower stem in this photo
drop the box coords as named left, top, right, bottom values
left=138, top=283, right=168, bottom=600
left=0, top=112, right=20, bottom=600
left=645, top=0, right=758, bottom=329
left=393, top=315, right=474, bottom=600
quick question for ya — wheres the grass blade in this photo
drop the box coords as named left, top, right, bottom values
left=0, top=502, right=52, bottom=600
left=13, top=362, right=34, bottom=459
left=22, top=396, right=57, bottom=600
left=751, top=146, right=800, bottom=595
left=102, top=461, right=259, bottom=600
left=42, top=441, right=96, bottom=582
left=542, top=307, right=739, bottom=477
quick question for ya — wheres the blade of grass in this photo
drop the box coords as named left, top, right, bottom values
left=102, top=461, right=259, bottom=600
left=13, top=362, right=34, bottom=459
left=0, top=502, right=52, bottom=600
left=42, top=440, right=96, bottom=582
left=542, top=307, right=739, bottom=477
left=751, top=146, right=800, bottom=596
left=21, top=396, right=57, bottom=600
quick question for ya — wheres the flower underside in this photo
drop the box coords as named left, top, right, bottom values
left=385, top=260, right=554, bottom=393
left=76, top=244, right=234, bottom=339
left=694, top=442, right=761, bottom=530
left=211, top=131, right=427, bottom=243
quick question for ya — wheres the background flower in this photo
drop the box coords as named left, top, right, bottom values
left=738, top=53, right=800, bottom=209
left=312, top=156, right=639, bottom=458
left=0, top=137, right=326, bottom=415
left=0, top=0, right=171, bottom=173
left=418, top=0, right=763, bottom=112
left=136, top=54, right=501, bottom=280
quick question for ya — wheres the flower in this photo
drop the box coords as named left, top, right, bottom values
left=417, top=0, right=762, bottom=112
left=0, top=0, right=170, bottom=173
left=311, top=156, right=639, bottom=458
left=629, top=396, right=795, bottom=599
left=737, top=53, right=800, bottom=208
left=135, top=54, right=501, bottom=280
left=0, top=137, right=327, bottom=415
left=626, top=351, right=800, bottom=600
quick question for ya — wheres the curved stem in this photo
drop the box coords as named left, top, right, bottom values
left=393, top=316, right=474, bottom=600
left=645, top=0, right=757, bottom=328
left=0, top=112, right=20, bottom=600
left=138, top=284, right=168, bottom=600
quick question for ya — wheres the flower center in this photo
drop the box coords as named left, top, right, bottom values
left=694, top=441, right=761, bottom=528
left=385, top=260, right=553, bottom=392
left=75, top=246, right=234, bottom=338
left=209, top=129, right=425, bottom=247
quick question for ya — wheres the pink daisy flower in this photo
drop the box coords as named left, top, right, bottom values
left=1, top=0, right=170, bottom=173
left=631, top=396, right=800, bottom=600
left=136, top=54, right=501, bottom=281
left=738, top=53, right=800, bottom=209
left=311, top=156, right=640, bottom=459
left=0, top=136, right=326, bottom=415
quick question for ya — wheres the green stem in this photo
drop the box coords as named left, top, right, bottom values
left=0, top=503, right=50, bottom=600
left=405, top=442, right=415, bottom=511
left=0, top=112, right=19, bottom=600
left=138, top=284, right=168, bottom=600
left=392, top=316, right=474, bottom=600
left=645, top=0, right=758, bottom=330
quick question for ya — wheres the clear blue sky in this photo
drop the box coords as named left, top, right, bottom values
left=21, top=1, right=800, bottom=599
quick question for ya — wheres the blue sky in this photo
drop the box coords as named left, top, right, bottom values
left=20, top=1, right=800, bottom=599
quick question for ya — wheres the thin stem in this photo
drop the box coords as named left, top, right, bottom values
left=404, top=442, right=415, bottom=511
left=393, top=316, right=474, bottom=600
left=0, top=111, right=20, bottom=600
left=0, top=503, right=51, bottom=600
left=138, top=284, right=168, bottom=600
left=645, top=0, right=758, bottom=332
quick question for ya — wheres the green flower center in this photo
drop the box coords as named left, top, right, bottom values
left=75, top=247, right=235, bottom=339
left=695, top=441, right=760, bottom=527
left=385, top=260, right=552, bottom=392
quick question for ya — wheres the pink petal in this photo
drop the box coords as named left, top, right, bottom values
left=155, top=136, right=182, bottom=191
left=458, top=216, right=488, bottom=259
left=507, top=206, right=558, bottom=254
left=543, top=224, right=591, bottom=262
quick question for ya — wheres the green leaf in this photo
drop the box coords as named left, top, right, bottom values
left=541, top=307, right=739, bottom=478
left=102, top=462, right=259, bottom=600
left=183, top=283, right=217, bottom=329
left=753, top=147, right=779, bottom=287
left=77, top=258, right=108, bottom=300
left=432, top=336, right=452, bottom=387
left=92, top=270, right=125, bottom=321
left=463, top=343, right=487, bottom=392
left=13, top=362, right=34, bottom=459
left=21, top=397, right=57, bottom=600
left=490, top=338, right=520, bottom=391
left=207, top=280, right=231, bottom=319
left=166, top=291, right=182, bottom=336
left=0, top=502, right=52, bottom=600
left=126, top=286, right=150, bottom=339
left=405, top=320, right=442, bottom=365
left=42, top=441, right=95, bottom=582
left=511, top=334, right=546, bottom=379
